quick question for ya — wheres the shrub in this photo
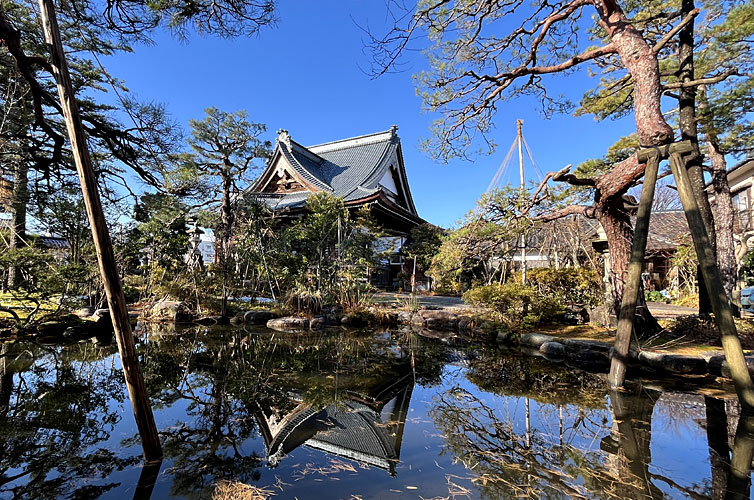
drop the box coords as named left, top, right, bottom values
left=463, top=267, right=602, bottom=331
left=284, top=285, right=323, bottom=315
left=463, top=283, right=559, bottom=331
left=644, top=290, right=664, bottom=302
left=512, top=267, right=602, bottom=307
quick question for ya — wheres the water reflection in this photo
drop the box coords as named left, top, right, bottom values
left=1, top=326, right=754, bottom=499
left=0, top=341, right=138, bottom=499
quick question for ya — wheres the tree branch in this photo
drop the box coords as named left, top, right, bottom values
left=536, top=204, right=595, bottom=222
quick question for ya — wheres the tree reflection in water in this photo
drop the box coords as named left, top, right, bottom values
left=3, top=327, right=754, bottom=499
left=432, top=347, right=754, bottom=500
left=135, top=325, right=445, bottom=498
left=0, top=341, right=137, bottom=499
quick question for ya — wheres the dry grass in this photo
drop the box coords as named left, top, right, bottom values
left=292, top=458, right=359, bottom=481
left=538, top=323, right=615, bottom=341
left=212, top=481, right=275, bottom=500
left=666, top=315, right=754, bottom=349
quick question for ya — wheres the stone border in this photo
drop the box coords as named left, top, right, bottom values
left=518, top=332, right=743, bottom=379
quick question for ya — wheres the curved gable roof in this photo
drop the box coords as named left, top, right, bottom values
left=249, top=128, right=420, bottom=218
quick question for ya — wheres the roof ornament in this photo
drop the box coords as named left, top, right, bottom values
left=390, top=124, right=398, bottom=139
left=276, top=129, right=292, bottom=149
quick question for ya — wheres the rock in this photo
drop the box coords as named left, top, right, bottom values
left=562, top=338, right=612, bottom=353
left=457, top=316, right=476, bottom=332
left=638, top=350, right=708, bottom=375
left=420, top=310, right=458, bottom=331
left=662, top=355, right=708, bottom=375
left=230, top=316, right=243, bottom=325
left=565, top=305, right=590, bottom=324
left=495, top=330, right=515, bottom=344
left=63, top=325, right=90, bottom=341
left=718, top=356, right=754, bottom=379
left=397, top=311, right=425, bottom=327
left=37, top=314, right=85, bottom=339
left=565, top=348, right=610, bottom=371
left=707, top=355, right=726, bottom=376
left=310, top=316, right=329, bottom=329
left=243, top=310, right=277, bottom=325
left=194, top=316, right=219, bottom=325
left=539, top=341, right=566, bottom=358
left=637, top=350, right=666, bottom=370
left=74, top=307, right=95, bottom=318
left=519, top=333, right=555, bottom=349
left=267, top=316, right=309, bottom=331
left=150, top=301, right=193, bottom=323
left=417, top=329, right=457, bottom=340
left=91, top=308, right=110, bottom=321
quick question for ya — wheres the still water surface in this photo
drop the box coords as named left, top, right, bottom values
left=0, top=324, right=751, bottom=499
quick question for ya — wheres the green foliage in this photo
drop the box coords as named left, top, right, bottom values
left=131, top=193, right=190, bottom=273
left=644, top=290, right=664, bottom=302
left=513, top=267, right=603, bottom=308
left=741, top=249, right=754, bottom=285
left=285, top=193, right=382, bottom=305
left=463, top=283, right=542, bottom=331
left=404, top=223, right=444, bottom=271
left=670, top=237, right=698, bottom=293
left=428, top=186, right=551, bottom=292
left=284, top=285, right=323, bottom=315
left=463, top=268, right=601, bottom=330
left=579, top=1, right=754, bottom=156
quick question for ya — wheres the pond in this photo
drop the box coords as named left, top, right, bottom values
left=0, top=324, right=751, bottom=499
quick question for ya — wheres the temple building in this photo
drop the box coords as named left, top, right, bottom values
left=247, top=126, right=426, bottom=287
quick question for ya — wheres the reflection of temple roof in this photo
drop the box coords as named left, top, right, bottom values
left=291, top=401, right=398, bottom=470
left=255, top=374, right=414, bottom=475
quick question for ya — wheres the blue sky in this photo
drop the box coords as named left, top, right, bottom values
left=103, top=0, right=638, bottom=228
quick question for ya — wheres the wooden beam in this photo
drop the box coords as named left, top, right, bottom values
left=668, top=150, right=754, bottom=411
left=37, top=0, right=162, bottom=461
left=608, top=147, right=660, bottom=389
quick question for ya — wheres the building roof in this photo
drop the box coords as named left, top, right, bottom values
left=248, top=127, right=422, bottom=226
left=587, top=210, right=690, bottom=253
left=643, top=210, right=690, bottom=252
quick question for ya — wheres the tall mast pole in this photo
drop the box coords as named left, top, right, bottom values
left=518, top=119, right=527, bottom=284
left=37, top=0, right=162, bottom=462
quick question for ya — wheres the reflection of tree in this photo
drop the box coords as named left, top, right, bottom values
left=705, top=396, right=731, bottom=500
left=602, top=390, right=663, bottom=499
left=465, top=346, right=606, bottom=407
left=727, top=413, right=754, bottom=500
left=137, top=327, right=449, bottom=497
left=430, top=387, right=623, bottom=499
left=0, top=341, right=136, bottom=499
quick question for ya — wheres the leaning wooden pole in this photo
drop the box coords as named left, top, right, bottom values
left=668, top=148, right=754, bottom=411
left=37, top=0, right=162, bottom=461
left=608, top=148, right=661, bottom=389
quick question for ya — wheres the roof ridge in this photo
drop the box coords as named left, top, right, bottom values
left=308, top=126, right=398, bottom=153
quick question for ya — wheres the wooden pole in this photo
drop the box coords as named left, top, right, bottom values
left=668, top=148, right=754, bottom=411
left=608, top=148, right=661, bottom=389
left=37, top=0, right=162, bottom=461
left=517, top=119, right=527, bottom=284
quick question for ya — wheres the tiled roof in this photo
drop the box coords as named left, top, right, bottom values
left=251, top=128, right=413, bottom=212
left=643, top=210, right=690, bottom=251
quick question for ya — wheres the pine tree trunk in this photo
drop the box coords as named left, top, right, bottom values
left=677, top=0, right=716, bottom=318
left=593, top=0, right=673, bottom=147
left=595, top=197, right=659, bottom=337
left=699, top=85, right=738, bottom=308
left=220, top=176, right=234, bottom=318
left=7, top=161, right=29, bottom=290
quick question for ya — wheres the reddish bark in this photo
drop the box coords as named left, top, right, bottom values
left=594, top=196, right=658, bottom=335
left=592, top=0, right=674, bottom=146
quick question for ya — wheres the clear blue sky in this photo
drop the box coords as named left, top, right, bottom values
left=103, top=0, right=638, bottom=228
